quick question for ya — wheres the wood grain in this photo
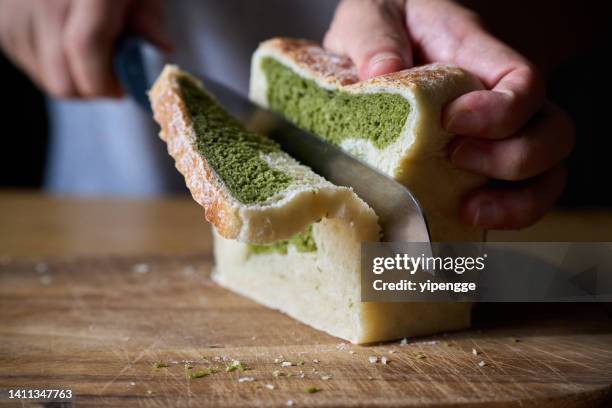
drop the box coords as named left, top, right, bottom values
left=0, top=191, right=211, bottom=260
left=1, top=192, right=612, bottom=262
left=0, top=192, right=611, bottom=407
left=1, top=255, right=611, bottom=407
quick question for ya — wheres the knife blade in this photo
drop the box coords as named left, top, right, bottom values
left=114, top=37, right=430, bottom=242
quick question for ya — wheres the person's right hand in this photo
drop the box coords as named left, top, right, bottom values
left=324, top=0, right=575, bottom=230
left=0, top=0, right=172, bottom=98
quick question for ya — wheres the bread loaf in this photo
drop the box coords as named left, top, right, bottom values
left=150, top=38, right=486, bottom=343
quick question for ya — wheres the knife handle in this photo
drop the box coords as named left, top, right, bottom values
left=113, top=35, right=152, bottom=113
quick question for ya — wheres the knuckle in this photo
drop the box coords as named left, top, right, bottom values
left=500, top=141, right=531, bottom=181
left=502, top=65, right=545, bottom=124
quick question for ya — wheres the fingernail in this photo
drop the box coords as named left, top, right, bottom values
left=445, top=109, right=482, bottom=134
left=473, top=198, right=502, bottom=227
left=450, top=140, right=488, bottom=173
left=366, top=52, right=405, bottom=78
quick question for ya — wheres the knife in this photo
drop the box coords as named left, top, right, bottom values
left=114, top=37, right=430, bottom=243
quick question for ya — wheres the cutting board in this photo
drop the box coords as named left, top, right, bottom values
left=1, top=253, right=611, bottom=407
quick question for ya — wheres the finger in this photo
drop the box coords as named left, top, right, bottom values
left=443, top=65, right=545, bottom=139
left=0, top=1, right=42, bottom=88
left=129, top=0, right=173, bottom=52
left=37, top=1, right=77, bottom=98
left=324, top=0, right=412, bottom=80
left=64, top=0, right=130, bottom=97
left=406, top=0, right=545, bottom=138
left=449, top=103, right=575, bottom=181
left=461, top=164, right=567, bottom=229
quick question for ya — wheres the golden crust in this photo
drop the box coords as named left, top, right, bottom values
left=352, top=63, right=478, bottom=93
left=262, top=38, right=359, bottom=86
left=259, top=37, right=480, bottom=93
left=149, top=66, right=242, bottom=239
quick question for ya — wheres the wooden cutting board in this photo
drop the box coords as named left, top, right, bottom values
left=1, top=252, right=611, bottom=407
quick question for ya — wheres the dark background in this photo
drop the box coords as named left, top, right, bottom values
left=1, top=1, right=611, bottom=208
left=0, top=55, right=48, bottom=188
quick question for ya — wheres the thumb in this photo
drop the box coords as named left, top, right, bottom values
left=129, top=0, right=174, bottom=52
left=324, top=0, right=412, bottom=80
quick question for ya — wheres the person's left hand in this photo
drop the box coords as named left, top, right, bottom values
left=0, top=0, right=172, bottom=98
left=324, top=0, right=575, bottom=229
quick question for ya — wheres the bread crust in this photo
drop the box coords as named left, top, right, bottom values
left=262, top=38, right=359, bottom=86
left=149, top=66, right=242, bottom=239
left=257, top=38, right=480, bottom=92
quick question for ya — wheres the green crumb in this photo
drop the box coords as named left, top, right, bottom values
left=226, top=360, right=250, bottom=372
left=305, top=386, right=321, bottom=394
left=247, top=224, right=317, bottom=256
left=189, top=370, right=207, bottom=379
left=185, top=365, right=194, bottom=370
left=415, top=352, right=426, bottom=360
left=272, top=370, right=285, bottom=377
left=290, top=225, right=317, bottom=252
left=187, top=369, right=216, bottom=380
left=188, top=367, right=218, bottom=379
left=153, top=361, right=169, bottom=369
left=511, top=337, right=521, bottom=343
left=262, top=57, right=410, bottom=149
left=248, top=240, right=289, bottom=256
left=178, top=75, right=292, bottom=205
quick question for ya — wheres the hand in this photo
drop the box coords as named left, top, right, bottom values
left=0, top=0, right=172, bottom=98
left=324, top=0, right=575, bottom=229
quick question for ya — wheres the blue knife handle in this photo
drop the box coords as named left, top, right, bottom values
left=113, top=36, right=152, bottom=113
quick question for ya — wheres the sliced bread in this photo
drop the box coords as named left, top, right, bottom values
left=149, top=65, right=379, bottom=245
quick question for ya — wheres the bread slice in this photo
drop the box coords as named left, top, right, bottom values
left=150, top=39, right=484, bottom=343
left=149, top=65, right=379, bottom=245
left=250, top=38, right=487, bottom=241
